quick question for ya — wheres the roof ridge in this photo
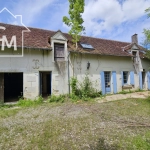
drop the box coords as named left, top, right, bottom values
left=0, top=22, right=56, bottom=33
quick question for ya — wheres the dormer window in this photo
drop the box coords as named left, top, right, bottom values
left=54, top=43, right=65, bottom=61
left=51, top=30, right=67, bottom=62
left=132, top=51, right=137, bottom=63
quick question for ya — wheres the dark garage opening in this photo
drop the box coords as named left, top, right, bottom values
left=40, top=72, right=51, bottom=97
left=4, top=73, right=23, bottom=102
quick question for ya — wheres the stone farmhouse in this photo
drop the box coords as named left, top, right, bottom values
left=0, top=23, right=149, bottom=103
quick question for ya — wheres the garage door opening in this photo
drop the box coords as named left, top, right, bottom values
left=4, top=73, right=23, bottom=102
left=40, top=72, right=51, bottom=97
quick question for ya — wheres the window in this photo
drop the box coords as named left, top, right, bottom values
left=104, top=72, right=111, bottom=87
left=80, top=43, right=94, bottom=49
left=123, top=71, right=128, bottom=84
left=132, top=51, right=137, bottom=63
left=54, top=43, right=65, bottom=61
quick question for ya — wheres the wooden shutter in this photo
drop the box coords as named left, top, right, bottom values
left=54, top=43, right=65, bottom=61
left=101, top=71, right=105, bottom=95
left=112, top=71, right=117, bottom=94
left=130, top=71, right=135, bottom=85
left=139, top=72, right=142, bottom=90
left=121, top=71, right=124, bottom=86
left=147, top=72, right=150, bottom=90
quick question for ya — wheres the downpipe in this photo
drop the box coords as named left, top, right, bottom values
left=67, top=52, right=71, bottom=94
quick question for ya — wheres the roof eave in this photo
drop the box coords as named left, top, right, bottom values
left=69, top=50, right=132, bottom=57
left=0, top=45, right=52, bottom=51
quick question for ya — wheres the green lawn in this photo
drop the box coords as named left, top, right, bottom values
left=0, top=98, right=150, bottom=150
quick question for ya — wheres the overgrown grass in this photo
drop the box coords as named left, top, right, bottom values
left=48, top=94, right=66, bottom=103
left=118, top=89, right=144, bottom=94
left=0, top=98, right=150, bottom=149
left=0, top=102, right=15, bottom=109
left=0, top=108, right=20, bottom=119
left=17, top=96, right=43, bottom=107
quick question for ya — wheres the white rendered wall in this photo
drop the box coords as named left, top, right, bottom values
left=0, top=48, right=68, bottom=99
left=141, top=58, right=150, bottom=90
left=69, top=53, right=143, bottom=93
left=0, top=47, right=150, bottom=99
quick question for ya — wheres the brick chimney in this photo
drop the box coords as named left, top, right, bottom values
left=132, top=34, right=138, bottom=44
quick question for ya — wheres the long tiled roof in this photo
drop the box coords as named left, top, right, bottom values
left=0, top=22, right=145, bottom=57
left=67, top=36, right=132, bottom=56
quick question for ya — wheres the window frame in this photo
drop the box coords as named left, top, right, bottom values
left=54, top=43, right=65, bottom=61
left=123, top=71, right=128, bottom=84
left=132, top=51, right=137, bottom=63
left=104, top=71, right=111, bottom=88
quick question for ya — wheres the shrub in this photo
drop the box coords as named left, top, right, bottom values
left=70, top=77, right=78, bottom=95
left=70, top=75, right=102, bottom=100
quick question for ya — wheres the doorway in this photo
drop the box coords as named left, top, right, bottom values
left=3, top=73, right=23, bottom=102
left=40, top=72, right=51, bottom=97
left=0, top=73, right=4, bottom=102
left=142, top=71, right=145, bottom=89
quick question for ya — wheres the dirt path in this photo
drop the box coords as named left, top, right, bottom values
left=97, top=91, right=150, bottom=103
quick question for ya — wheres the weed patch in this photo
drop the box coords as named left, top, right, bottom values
left=17, top=96, right=43, bottom=107
left=70, top=75, right=102, bottom=100
left=48, top=94, right=65, bottom=103
left=118, top=89, right=144, bottom=94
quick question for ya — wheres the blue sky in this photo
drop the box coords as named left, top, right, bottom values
left=0, top=0, right=150, bottom=44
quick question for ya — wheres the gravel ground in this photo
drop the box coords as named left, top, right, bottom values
left=97, top=91, right=150, bottom=103
left=0, top=98, right=150, bottom=150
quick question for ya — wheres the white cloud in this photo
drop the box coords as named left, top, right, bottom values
left=11, top=0, right=55, bottom=25
left=83, top=0, right=150, bottom=37
left=4, top=0, right=149, bottom=43
left=122, top=0, right=149, bottom=21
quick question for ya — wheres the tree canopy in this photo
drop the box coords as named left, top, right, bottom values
left=143, top=7, right=150, bottom=50
left=63, top=0, right=85, bottom=49
left=145, top=7, right=150, bottom=18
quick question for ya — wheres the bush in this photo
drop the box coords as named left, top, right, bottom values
left=70, top=77, right=78, bottom=95
left=70, top=75, right=102, bottom=100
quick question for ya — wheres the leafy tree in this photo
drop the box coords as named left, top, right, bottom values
left=143, top=29, right=150, bottom=48
left=145, top=50, right=150, bottom=59
left=63, top=0, right=85, bottom=49
left=145, top=7, right=150, bottom=18
left=143, top=7, right=150, bottom=50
